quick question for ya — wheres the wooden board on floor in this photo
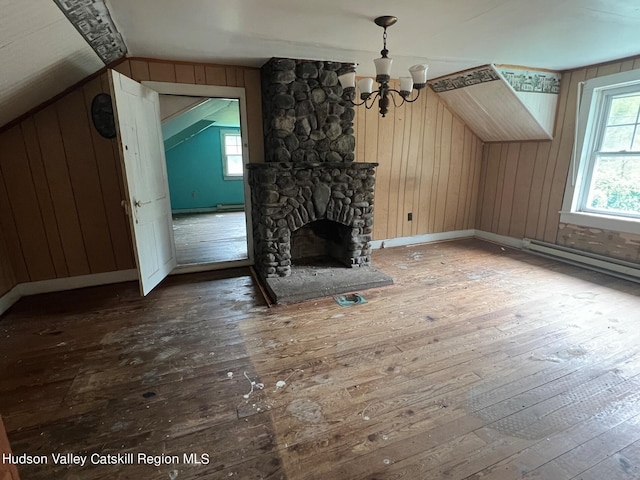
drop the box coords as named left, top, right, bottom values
left=1, top=240, right=639, bottom=479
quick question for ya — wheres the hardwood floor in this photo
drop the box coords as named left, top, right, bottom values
left=172, top=211, right=248, bottom=265
left=1, top=239, right=640, bottom=480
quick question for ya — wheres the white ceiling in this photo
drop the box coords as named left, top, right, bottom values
left=106, top=0, right=640, bottom=78
left=1, top=0, right=640, bottom=129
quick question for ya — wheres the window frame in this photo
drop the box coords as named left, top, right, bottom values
left=561, top=69, right=640, bottom=235
left=220, top=129, right=244, bottom=180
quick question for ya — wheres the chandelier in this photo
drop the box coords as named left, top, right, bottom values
left=338, top=16, right=428, bottom=118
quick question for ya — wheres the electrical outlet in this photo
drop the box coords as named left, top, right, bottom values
left=408, top=212, right=413, bottom=221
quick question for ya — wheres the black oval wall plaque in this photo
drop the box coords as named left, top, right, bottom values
left=91, top=93, right=116, bottom=139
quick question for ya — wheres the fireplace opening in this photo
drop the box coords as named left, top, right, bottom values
left=291, top=220, right=352, bottom=268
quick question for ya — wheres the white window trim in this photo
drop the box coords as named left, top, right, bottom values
left=561, top=68, right=640, bottom=235
left=220, top=129, right=243, bottom=180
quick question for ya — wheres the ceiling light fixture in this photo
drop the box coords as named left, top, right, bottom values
left=338, top=16, right=428, bottom=118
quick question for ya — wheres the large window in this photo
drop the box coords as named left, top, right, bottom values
left=221, top=130, right=244, bottom=180
left=561, top=70, right=640, bottom=234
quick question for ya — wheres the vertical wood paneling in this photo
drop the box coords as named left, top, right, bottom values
left=83, top=75, right=134, bottom=270
left=56, top=89, right=116, bottom=274
left=410, top=94, right=428, bottom=236
left=479, top=144, right=500, bottom=231
left=33, top=106, right=90, bottom=277
left=148, top=61, right=176, bottom=82
left=542, top=69, right=587, bottom=242
left=509, top=142, right=538, bottom=239
left=416, top=88, right=438, bottom=233
left=371, top=91, right=394, bottom=241
left=225, top=67, right=238, bottom=87
left=243, top=68, right=265, bottom=164
left=352, top=83, right=484, bottom=241
left=0, top=57, right=264, bottom=289
left=175, top=64, right=196, bottom=84
left=467, top=136, right=482, bottom=229
left=388, top=91, right=406, bottom=238
left=497, top=143, right=521, bottom=236
left=444, top=117, right=464, bottom=232
left=21, top=118, right=69, bottom=277
left=395, top=86, right=413, bottom=236
left=0, top=140, right=32, bottom=283
left=0, top=226, right=16, bottom=296
left=428, top=102, right=444, bottom=233
left=129, top=59, right=150, bottom=81
left=194, top=65, right=207, bottom=85
left=113, top=59, right=132, bottom=78
left=0, top=126, right=56, bottom=281
left=404, top=90, right=425, bottom=237
left=205, top=66, right=227, bottom=85
left=523, top=141, right=551, bottom=239
left=491, top=145, right=508, bottom=233
left=476, top=54, right=640, bottom=253
left=457, top=128, right=472, bottom=228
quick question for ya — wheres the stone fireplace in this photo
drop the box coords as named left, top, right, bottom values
left=247, top=58, right=391, bottom=301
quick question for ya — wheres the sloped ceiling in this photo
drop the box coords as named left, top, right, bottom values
left=2, top=0, right=640, bottom=129
left=0, top=0, right=104, bottom=128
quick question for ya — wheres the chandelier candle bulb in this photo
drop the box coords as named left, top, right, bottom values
left=410, top=64, right=429, bottom=88
left=400, top=77, right=414, bottom=95
left=374, top=57, right=393, bottom=82
left=357, top=78, right=374, bottom=97
left=338, top=71, right=356, bottom=90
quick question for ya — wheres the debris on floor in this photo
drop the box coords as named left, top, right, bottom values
left=334, top=293, right=367, bottom=306
left=243, top=371, right=264, bottom=399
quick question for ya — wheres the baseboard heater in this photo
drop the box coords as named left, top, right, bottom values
left=522, top=238, right=640, bottom=284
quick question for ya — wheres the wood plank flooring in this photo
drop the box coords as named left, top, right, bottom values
left=172, top=211, right=247, bottom=265
left=1, top=239, right=640, bottom=479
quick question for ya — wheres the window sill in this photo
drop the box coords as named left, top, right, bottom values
left=223, top=175, right=243, bottom=181
left=559, top=211, right=640, bottom=235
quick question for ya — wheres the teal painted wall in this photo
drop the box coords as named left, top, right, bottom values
left=165, top=126, right=244, bottom=211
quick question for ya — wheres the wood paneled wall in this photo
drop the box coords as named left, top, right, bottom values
left=0, top=58, right=264, bottom=297
left=476, top=56, right=640, bottom=254
left=116, top=58, right=264, bottom=166
left=0, top=229, right=15, bottom=296
left=354, top=83, right=483, bottom=240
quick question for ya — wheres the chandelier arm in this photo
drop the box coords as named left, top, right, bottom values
left=351, top=97, right=369, bottom=107
left=389, top=90, right=406, bottom=108
left=364, top=91, right=381, bottom=110
left=387, top=87, right=422, bottom=104
left=342, top=90, right=370, bottom=107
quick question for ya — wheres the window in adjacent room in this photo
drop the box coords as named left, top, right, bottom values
left=221, top=130, right=244, bottom=180
left=561, top=69, right=640, bottom=234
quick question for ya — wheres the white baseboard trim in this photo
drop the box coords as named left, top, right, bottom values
left=0, top=269, right=138, bottom=316
left=371, top=230, right=475, bottom=249
left=473, top=230, right=525, bottom=249
left=0, top=285, right=21, bottom=317
left=3, top=229, right=637, bottom=315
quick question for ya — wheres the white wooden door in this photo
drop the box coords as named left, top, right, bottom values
left=109, top=69, right=177, bottom=296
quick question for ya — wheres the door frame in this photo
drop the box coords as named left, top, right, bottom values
left=142, top=81, right=254, bottom=273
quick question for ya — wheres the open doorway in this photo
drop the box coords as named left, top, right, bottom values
left=141, top=81, right=254, bottom=271
left=159, top=95, right=248, bottom=266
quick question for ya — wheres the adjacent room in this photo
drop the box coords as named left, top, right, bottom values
left=0, top=1, right=639, bottom=479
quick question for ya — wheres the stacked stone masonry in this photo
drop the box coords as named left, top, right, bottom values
left=247, top=162, right=378, bottom=278
left=261, top=58, right=356, bottom=163
left=252, top=58, right=378, bottom=278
